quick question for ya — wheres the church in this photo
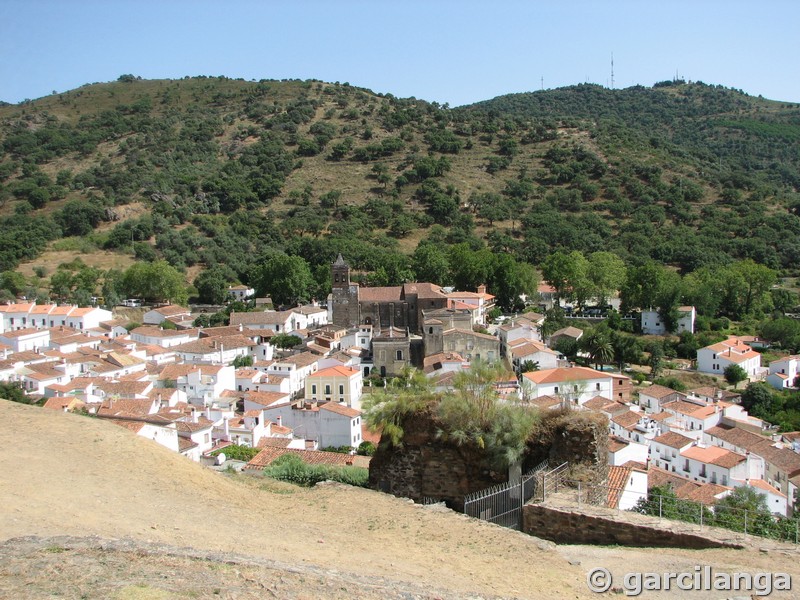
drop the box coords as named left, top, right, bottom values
left=329, top=254, right=449, bottom=333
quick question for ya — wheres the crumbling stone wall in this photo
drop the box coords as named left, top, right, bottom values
left=368, top=410, right=506, bottom=511
left=523, top=504, right=743, bottom=549
left=524, top=410, right=609, bottom=482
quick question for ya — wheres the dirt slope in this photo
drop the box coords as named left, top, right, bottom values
left=0, top=402, right=586, bottom=599
left=1, top=400, right=799, bottom=599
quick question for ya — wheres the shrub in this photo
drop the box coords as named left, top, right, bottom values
left=210, top=444, right=260, bottom=462
left=262, top=454, right=369, bottom=487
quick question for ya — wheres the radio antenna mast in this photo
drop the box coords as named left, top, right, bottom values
left=611, top=53, right=615, bottom=90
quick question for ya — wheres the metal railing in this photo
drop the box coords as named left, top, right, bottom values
left=558, top=479, right=800, bottom=545
left=463, top=461, right=568, bottom=530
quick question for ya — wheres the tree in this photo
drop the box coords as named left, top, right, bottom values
left=270, top=333, right=303, bottom=349
left=646, top=341, right=665, bottom=379
left=412, top=243, right=451, bottom=286
left=620, top=262, right=667, bottom=313
left=723, top=364, right=748, bottom=387
left=232, top=355, right=254, bottom=368
left=587, top=251, right=626, bottom=306
left=194, top=266, right=236, bottom=305
left=542, top=251, right=588, bottom=306
left=489, top=254, right=538, bottom=312
left=582, top=328, right=613, bottom=370
left=732, top=259, right=776, bottom=317
left=120, top=260, right=188, bottom=305
left=0, top=381, right=28, bottom=404
left=740, top=382, right=775, bottom=418
left=610, top=331, right=641, bottom=371
left=250, top=252, right=315, bottom=307
left=713, top=486, right=775, bottom=535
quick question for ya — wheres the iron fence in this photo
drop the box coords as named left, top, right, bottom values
left=463, top=461, right=568, bottom=530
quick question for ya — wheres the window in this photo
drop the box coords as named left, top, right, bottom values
left=396, top=350, right=403, bottom=360
left=324, top=385, right=331, bottom=395
left=596, top=383, right=601, bottom=391
left=338, top=384, right=344, bottom=395
left=312, top=384, right=317, bottom=395
left=554, top=386, right=559, bottom=394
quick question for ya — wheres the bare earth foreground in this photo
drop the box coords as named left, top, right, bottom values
left=1, top=402, right=799, bottom=599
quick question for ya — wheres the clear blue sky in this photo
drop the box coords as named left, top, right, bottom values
left=1, top=0, right=798, bottom=106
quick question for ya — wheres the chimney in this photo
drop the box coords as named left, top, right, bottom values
left=276, top=415, right=282, bottom=427
left=223, top=417, right=230, bottom=438
left=477, top=284, right=487, bottom=295
left=192, top=409, right=198, bottom=424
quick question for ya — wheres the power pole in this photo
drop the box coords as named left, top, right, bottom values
left=540, top=76, right=544, bottom=91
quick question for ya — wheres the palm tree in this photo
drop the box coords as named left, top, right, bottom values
left=590, top=339, right=614, bottom=370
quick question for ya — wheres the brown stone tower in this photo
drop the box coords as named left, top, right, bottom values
left=331, top=254, right=360, bottom=328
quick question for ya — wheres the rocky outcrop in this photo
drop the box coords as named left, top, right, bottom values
left=369, top=407, right=609, bottom=511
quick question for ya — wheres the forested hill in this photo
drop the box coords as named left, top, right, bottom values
left=0, top=76, right=798, bottom=313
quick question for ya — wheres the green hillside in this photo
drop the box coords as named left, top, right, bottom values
left=0, top=75, right=798, bottom=312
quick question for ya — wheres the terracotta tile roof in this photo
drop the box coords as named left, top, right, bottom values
left=175, top=418, right=214, bottom=434
left=176, top=336, right=254, bottom=354
left=257, top=437, right=293, bottom=448
left=402, top=282, right=447, bottom=300
left=684, top=483, right=731, bottom=505
left=178, top=438, right=198, bottom=452
left=358, top=286, right=402, bottom=303
left=583, top=396, right=625, bottom=413
left=647, top=465, right=701, bottom=494
left=130, top=325, right=193, bottom=338
left=319, top=402, right=361, bottom=418
left=308, top=365, right=359, bottom=378
left=246, top=446, right=370, bottom=469
left=705, top=424, right=770, bottom=451
left=269, top=424, right=293, bottom=435
left=607, top=465, right=632, bottom=508
left=243, top=390, right=291, bottom=407
left=665, top=400, right=708, bottom=417
left=608, top=436, right=630, bottom=453
left=423, top=352, right=465, bottom=372
left=230, top=310, right=294, bottom=326
left=148, top=304, right=190, bottom=317
left=746, top=478, right=786, bottom=498
left=640, top=384, right=683, bottom=400
left=510, top=341, right=557, bottom=359
left=277, top=351, right=319, bottom=369
left=107, top=419, right=146, bottom=434
left=361, top=422, right=381, bottom=446
left=522, top=366, right=609, bottom=385
left=550, top=326, right=583, bottom=339
left=649, top=411, right=672, bottom=422
left=94, top=380, right=152, bottom=397
left=0, top=327, right=49, bottom=339
left=528, top=395, right=563, bottom=410
left=652, top=431, right=694, bottom=449
left=235, top=368, right=261, bottom=379
left=97, top=399, right=156, bottom=417
left=611, top=410, right=641, bottom=429
left=42, top=397, right=84, bottom=411
left=681, top=445, right=746, bottom=469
